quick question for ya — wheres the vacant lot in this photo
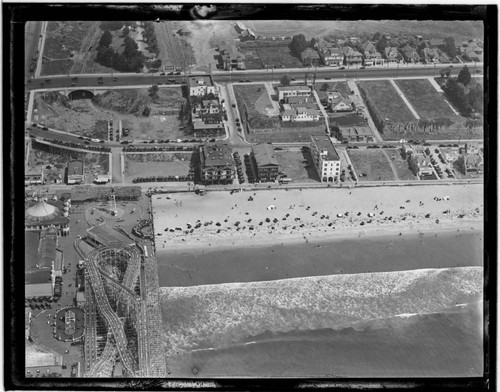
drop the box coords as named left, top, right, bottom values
left=234, top=84, right=276, bottom=129
left=246, top=124, right=326, bottom=144
left=274, top=149, right=320, bottom=183
left=384, top=148, right=417, bottom=181
left=328, top=112, right=367, bottom=128
left=33, top=87, right=188, bottom=140
left=124, top=153, right=193, bottom=182
left=41, top=21, right=99, bottom=76
left=357, top=80, right=417, bottom=124
left=347, top=149, right=396, bottom=182
left=395, top=79, right=460, bottom=120
left=238, top=42, right=302, bottom=69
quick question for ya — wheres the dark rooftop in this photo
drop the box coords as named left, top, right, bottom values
left=252, top=143, right=279, bottom=167
left=201, top=143, right=234, bottom=167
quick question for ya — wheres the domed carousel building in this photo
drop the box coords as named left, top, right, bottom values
left=25, top=197, right=70, bottom=236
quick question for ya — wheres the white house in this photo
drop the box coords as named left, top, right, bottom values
left=277, top=86, right=311, bottom=101
left=280, top=105, right=320, bottom=122
left=327, top=91, right=353, bottom=112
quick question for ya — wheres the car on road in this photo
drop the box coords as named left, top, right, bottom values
left=71, top=83, right=76, bottom=86
left=31, top=123, right=38, bottom=127
left=160, top=72, right=166, bottom=76
left=325, top=77, right=331, bottom=80
left=174, top=71, right=181, bottom=75
left=339, top=67, right=345, bottom=70
left=239, top=80, right=245, bottom=83
left=41, top=126, right=49, bottom=131
left=245, top=79, right=252, bottom=82
left=360, top=66, right=365, bottom=69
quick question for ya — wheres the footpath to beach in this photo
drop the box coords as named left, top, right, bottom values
left=152, top=183, right=483, bottom=253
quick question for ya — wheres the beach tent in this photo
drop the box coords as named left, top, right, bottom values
left=267, top=205, right=276, bottom=210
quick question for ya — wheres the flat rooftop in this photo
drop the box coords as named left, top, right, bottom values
left=252, top=143, right=279, bottom=167
left=311, top=136, right=340, bottom=161
left=201, top=143, right=234, bottom=167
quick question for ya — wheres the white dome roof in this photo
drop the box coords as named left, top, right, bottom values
left=26, top=200, right=57, bottom=218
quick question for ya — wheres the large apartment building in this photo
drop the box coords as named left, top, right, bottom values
left=199, top=142, right=235, bottom=185
left=251, top=143, right=280, bottom=183
left=310, top=136, right=341, bottom=183
left=188, top=76, right=218, bottom=97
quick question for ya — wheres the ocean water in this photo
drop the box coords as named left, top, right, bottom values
left=159, top=230, right=484, bottom=378
left=157, top=230, right=483, bottom=287
left=166, top=302, right=483, bottom=378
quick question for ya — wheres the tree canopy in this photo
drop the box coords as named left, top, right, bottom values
left=290, top=34, right=309, bottom=58
left=443, top=78, right=472, bottom=116
left=280, top=74, right=291, bottom=87
left=375, top=35, right=389, bottom=53
left=98, top=30, right=112, bottom=48
left=100, top=21, right=124, bottom=31
left=457, top=65, right=472, bottom=86
left=443, top=37, right=457, bottom=58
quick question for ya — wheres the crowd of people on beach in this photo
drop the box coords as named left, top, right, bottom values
left=153, top=191, right=483, bottom=248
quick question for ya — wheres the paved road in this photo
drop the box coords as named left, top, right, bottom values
left=25, top=64, right=483, bottom=92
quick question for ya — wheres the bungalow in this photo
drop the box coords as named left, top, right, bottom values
left=327, top=91, right=353, bottom=112
left=460, top=41, right=483, bottom=63
left=409, top=153, right=434, bottom=177
left=301, top=47, right=320, bottom=66
left=399, top=44, right=421, bottom=63
left=358, top=40, right=384, bottom=66
left=315, top=42, right=344, bottom=66
left=422, top=47, right=441, bottom=63
left=342, top=46, right=363, bottom=66
left=277, top=85, right=311, bottom=101
left=384, top=47, right=400, bottom=63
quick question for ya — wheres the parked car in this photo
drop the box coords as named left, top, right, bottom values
left=160, top=72, right=166, bottom=76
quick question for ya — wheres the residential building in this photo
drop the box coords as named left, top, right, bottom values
left=409, top=153, right=434, bottom=177
left=315, top=42, right=344, bottom=66
left=399, top=44, right=421, bottom=63
left=25, top=167, right=44, bottom=186
left=300, top=47, right=320, bottom=66
left=458, top=153, right=484, bottom=175
left=280, top=105, right=320, bottom=122
left=218, top=47, right=245, bottom=70
left=459, top=41, right=483, bottom=62
left=67, top=160, right=84, bottom=185
left=327, top=91, right=353, bottom=112
left=310, top=135, right=341, bottom=182
left=358, top=40, right=384, bottom=66
left=429, top=38, right=446, bottom=50
left=199, top=142, right=235, bottom=185
left=188, top=76, right=217, bottom=97
left=334, top=126, right=373, bottom=143
left=402, top=144, right=414, bottom=158
left=342, top=46, right=363, bottom=66
left=277, top=85, right=311, bottom=101
left=422, top=47, right=441, bottom=63
left=384, top=47, right=400, bottom=63
left=251, top=143, right=280, bottom=182
left=193, top=99, right=221, bottom=117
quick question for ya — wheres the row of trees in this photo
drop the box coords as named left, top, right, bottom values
left=442, top=66, right=483, bottom=116
left=95, top=30, right=145, bottom=73
left=132, top=175, right=194, bottom=183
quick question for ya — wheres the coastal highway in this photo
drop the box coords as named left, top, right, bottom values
left=24, top=21, right=42, bottom=81
left=25, top=65, right=481, bottom=92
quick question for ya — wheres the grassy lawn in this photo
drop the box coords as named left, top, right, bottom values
left=234, top=84, right=276, bottom=129
left=124, top=153, right=193, bottom=181
left=245, top=125, right=325, bottom=144
left=328, top=113, right=367, bottom=127
left=347, top=149, right=396, bottom=181
left=236, top=48, right=261, bottom=69
left=274, top=149, right=320, bottom=182
left=384, top=148, right=417, bottom=181
left=40, top=60, right=74, bottom=76
left=357, top=80, right=417, bottom=123
left=395, top=79, right=460, bottom=120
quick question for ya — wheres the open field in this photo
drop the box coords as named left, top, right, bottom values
left=41, top=21, right=100, bottom=76
left=274, top=149, right=319, bottom=183
left=395, top=79, right=460, bottom=120
left=347, top=149, right=396, bottom=182
left=33, top=87, right=188, bottom=140
left=329, top=112, right=367, bottom=128
left=384, top=148, right=418, bottom=181
left=124, top=153, right=193, bottom=182
left=246, top=124, right=326, bottom=144
left=357, top=80, right=417, bottom=124
left=234, top=84, right=276, bottom=129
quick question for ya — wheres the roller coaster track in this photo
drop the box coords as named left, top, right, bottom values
left=85, top=260, right=137, bottom=375
left=83, top=282, right=98, bottom=373
left=86, top=334, right=117, bottom=377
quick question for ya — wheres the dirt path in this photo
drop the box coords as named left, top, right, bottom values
left=380, top=148, right=400, bottom=181
left=111, top=148, right=123, bottom=183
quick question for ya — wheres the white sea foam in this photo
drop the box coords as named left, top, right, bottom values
left=160, top=267, right=483, bottom=357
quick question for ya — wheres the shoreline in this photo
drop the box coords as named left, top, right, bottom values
left=156, top=218, right=482, bottom=256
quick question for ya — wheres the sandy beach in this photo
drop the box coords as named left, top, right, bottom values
left=151, top=184, right=483, bottom=253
